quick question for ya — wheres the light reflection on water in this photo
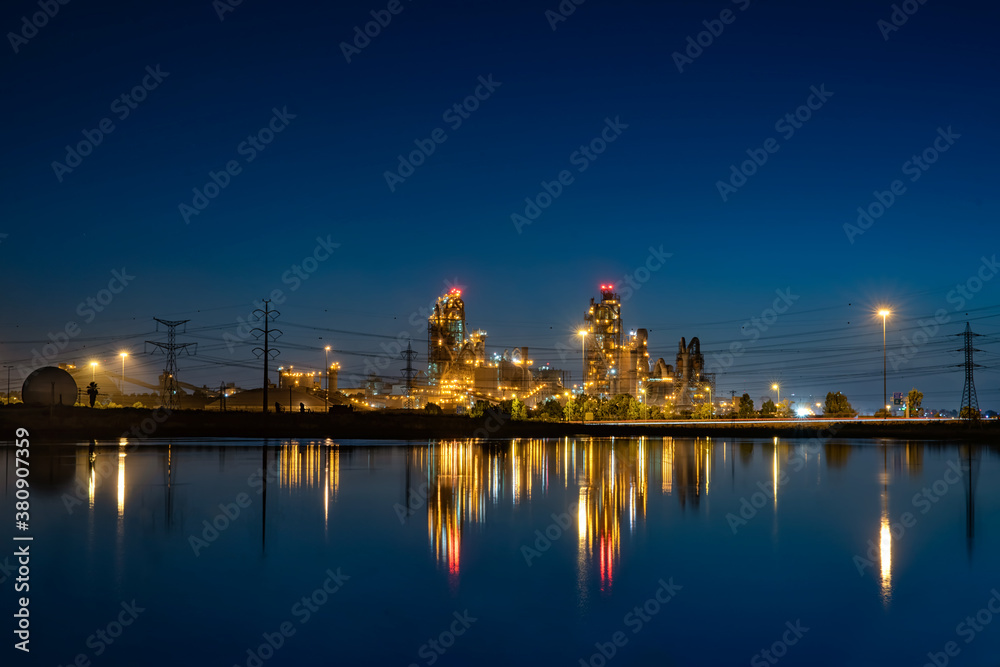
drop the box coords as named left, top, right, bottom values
left=5, top=437, right=995, bottom=666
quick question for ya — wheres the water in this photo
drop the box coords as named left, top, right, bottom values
left=4, top=437, right=999, bottom=666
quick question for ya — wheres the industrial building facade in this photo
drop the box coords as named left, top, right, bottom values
left=413, top=284, right=713, bottom=412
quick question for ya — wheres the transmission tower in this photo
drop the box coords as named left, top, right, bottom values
left=145, top=318, right=197, bottom=409
left=251, top=300, right=282, bottom=413
left=401, top=341, right=418, bottom=409
left=957, top=322, right=980, bottom=418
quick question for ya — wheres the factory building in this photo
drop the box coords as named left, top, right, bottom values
left=417, top=283, right=717, bottom=412
left=583, top=285, right=623, bottom=396
left=579, top=284, right=712, bottom=410
left=426, top=288, right=488, bottom=400
left=646, top=336, right=713, bottom=409
left=621, top=329, right=650, bottom=398
left=426, top=288, right=555, bottom=408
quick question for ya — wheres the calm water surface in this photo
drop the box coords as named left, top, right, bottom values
left=4, top=437, right=999, bottom=666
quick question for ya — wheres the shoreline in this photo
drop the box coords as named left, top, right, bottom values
left=1, top=405, right=997, bottom=443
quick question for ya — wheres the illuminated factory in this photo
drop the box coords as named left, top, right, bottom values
left=425, top=288, right=551, bottom=408
left=417, top=284, right=711, bottom=410
left=582, top=285, right=623, bottom=395
left=580, top=285, right=712, bottom=410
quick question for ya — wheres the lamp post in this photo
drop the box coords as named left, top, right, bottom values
left=324, top=346, right=331, bottom=411
left=577, top=330, right=587, bottom=397
left=706, top=385, right=713, bottom=418
left=120, top=353, right=128, bottom=400
left=878, top=309, right=891, bottom=415
left=90, top=361, right=97, bottom=382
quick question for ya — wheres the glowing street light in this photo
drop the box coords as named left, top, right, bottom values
left=772, top=383, right=779, bottom=405
left=878, top=308, right=891, bottom=415
left=577, top=330, right=587, bottom=395
left=120, top=353, right=128, bottom=398
left=90, top=361, right=98, bottom=381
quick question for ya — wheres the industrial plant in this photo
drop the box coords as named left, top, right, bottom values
left=408, top=284, right=714, bottom=412
left=14, top=284, right=714, bottom=414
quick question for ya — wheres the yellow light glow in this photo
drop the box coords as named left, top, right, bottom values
left=880, top=513, right=891, bottom=600
left=878, top=309, right=891, bottom=317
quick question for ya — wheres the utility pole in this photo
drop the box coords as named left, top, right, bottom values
left=251, top=299, right=282, bottom=413
left=401, top=341, right=417, bottom=409
left=958, top=322, right=981, bottom=419
left=145, top=319, right=197, bottom=409
left=220, top=382, right=226, bottom=412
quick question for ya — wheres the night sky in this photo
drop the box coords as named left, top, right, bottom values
left=3, top=0, right=998, bottom=411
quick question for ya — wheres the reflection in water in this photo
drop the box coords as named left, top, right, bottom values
left=88, top=452, right=97, bottom=510
left=418, top=437, right=718, bottom=592
left=117, top=445, right=126, bottom=517
left=50, top=437, right=990, bottom=610
left=427, top=441, right=487, bottom=585
left=826, top=443, right=852, bottom=469
left=879, top=511, right=891, bottom=602
left=772, top=439, right=779, bottom=508
left=960, top=445, right=980, bottom=559
left=879, top=447, right=892, bottom=606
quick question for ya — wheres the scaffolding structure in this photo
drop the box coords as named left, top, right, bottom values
left=583, top=284, right=622, bottom=396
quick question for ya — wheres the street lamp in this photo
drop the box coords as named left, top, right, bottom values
left=772, top=383, right=779, bottom=406
left=324, top=346, right=331, bottom=411
left=90, top=361, right=98, bottom=382
left=577, top=330, right=587, bottom=396
left=878, top=308, right=891, bottom=415
left=120, top=353, right=128, bottom=399
left=706, top=385, right=713, bottom=418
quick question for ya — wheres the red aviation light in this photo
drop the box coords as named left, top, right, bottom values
left=449, top=288, right=462, bottom=296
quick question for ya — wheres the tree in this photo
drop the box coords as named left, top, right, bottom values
left=693, top=402, right=714, bottom=420
left=87, top=382, right=99, bottom=408
left=760, top=399, right=777, bottom=417
left=737, top=393, right=755, bottom=418
left=873, top=407, right=892, bottom=418
left=511, top=398, right=527, bottom=421
left=823, top=391, right=856, bottom=417
left=777, top=400, right=795, bottom=418
left=534, top=398, right=564, bottom=421
left=424, top=402, right=442, bottom=415
left=907, top=388, right=923, bottom=417
left=469, top=400, right=490, bottom=418
left=959, top=406, right=981, bottom=420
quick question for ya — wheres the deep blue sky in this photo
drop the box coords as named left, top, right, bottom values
left=2, top=0, right=999, bottom=411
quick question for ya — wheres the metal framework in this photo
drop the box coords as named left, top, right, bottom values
left=145, top=318, right=197, bottom=409
left=251, top=300, right=282, bottom=413
left=958, top=322, right=980, bottom=418
left=401, top=341, right=417, bottom=409
left=584, top=285, right=622, bottom=396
